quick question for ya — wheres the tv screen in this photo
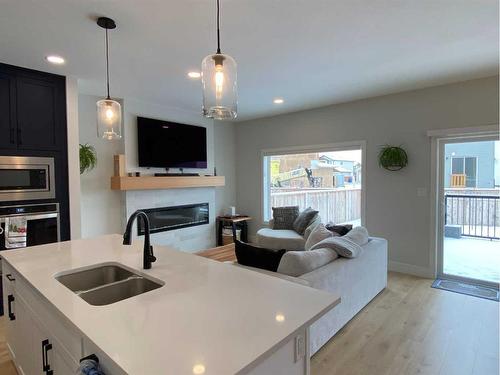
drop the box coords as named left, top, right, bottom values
left=137, top=117, right=207, bottom=169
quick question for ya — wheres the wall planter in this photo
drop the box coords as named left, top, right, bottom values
left=79, top=143, right=97, bottom=174
left=378, top=145, right=408, bottom=171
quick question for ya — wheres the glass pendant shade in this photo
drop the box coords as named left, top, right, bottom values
left=97, top=99, right=122, bottom=140
left=202, top=53, right=237, bottom=120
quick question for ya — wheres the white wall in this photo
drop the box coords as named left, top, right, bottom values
left=123, top=98, right=217, bottom=251
left=78, top=94, right=126, bottom=238
left=66, top=77, right=81, bottom=239
left=78, top=95, right=236, bottom=251
left=234, top=76, right=499, bottom=277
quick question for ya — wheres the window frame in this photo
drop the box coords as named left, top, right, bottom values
left=261, top=141, right=366, bottom=225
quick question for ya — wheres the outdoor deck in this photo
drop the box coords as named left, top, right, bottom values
left=444, top=237, right=500, bottom=284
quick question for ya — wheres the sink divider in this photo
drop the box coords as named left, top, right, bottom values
left=75, top=275, right=144, bottom=296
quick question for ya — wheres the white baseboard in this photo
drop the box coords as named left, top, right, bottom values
left=388, top=261, right=435, bottom=279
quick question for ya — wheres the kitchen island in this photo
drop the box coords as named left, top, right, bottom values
left=1, top=234, right=339, bottom=375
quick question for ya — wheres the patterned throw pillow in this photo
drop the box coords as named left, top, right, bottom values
left=272, top=206, right=299, bottom=230
left=293, top=207, right=320, bottom=235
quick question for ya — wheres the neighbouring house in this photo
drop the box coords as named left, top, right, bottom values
left=444, top=141, right=498, bottom=188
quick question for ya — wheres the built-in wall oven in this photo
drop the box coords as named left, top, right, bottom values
left=0, top=156, right=56, bottom=202
left=0, top=203, right=60, bottom=315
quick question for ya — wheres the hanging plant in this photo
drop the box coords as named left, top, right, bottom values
left=79, top=143, right=97, bottom=174
left=378, top=145, right=408, bottom=171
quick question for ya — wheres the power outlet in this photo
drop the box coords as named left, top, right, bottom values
left=294, top=335, right=305, bottom=363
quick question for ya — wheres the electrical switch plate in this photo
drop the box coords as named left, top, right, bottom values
left=295, top=335, right=305, bottom=363
left=417, top=187, right=428, bottom=197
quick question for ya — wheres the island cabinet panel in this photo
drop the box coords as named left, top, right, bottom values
left=245, top=328, right=310, bottom=375
left=2, top=262, right=81, bottom=375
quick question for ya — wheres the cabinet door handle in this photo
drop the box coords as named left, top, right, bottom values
left=17, top=129, right=22, bottom=145
left=10, top=128, right=15, bottom=144
left=6, top=274, right=15, bottom=282
left=7, top=294, right=15, bottom=321
left=42, top=339, right=53, bottom=374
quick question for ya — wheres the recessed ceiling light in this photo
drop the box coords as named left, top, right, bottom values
left=188, top=71, right=201, bottom=79
left=192, top=364, right=205, bottom=374
left=45, top=55, right=65, bottom=65
left=273, top=98, right=284, bottom=104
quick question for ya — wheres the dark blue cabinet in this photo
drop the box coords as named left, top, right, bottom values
left=0, top=72, right=17, bottom=149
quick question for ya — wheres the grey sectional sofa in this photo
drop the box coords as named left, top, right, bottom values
left=236, top=237, right=388, bottom=355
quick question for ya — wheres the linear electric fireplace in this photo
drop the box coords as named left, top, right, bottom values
left=136, top=203, right=209, bottom=235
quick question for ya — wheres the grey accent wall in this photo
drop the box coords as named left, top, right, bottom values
left=235, top=76, right=499, bottom=275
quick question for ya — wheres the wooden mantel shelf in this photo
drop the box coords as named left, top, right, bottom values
left=110, top=175, right=225, bottom=191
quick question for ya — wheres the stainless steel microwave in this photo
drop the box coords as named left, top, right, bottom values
left=0, top=156, right=56, bottom=202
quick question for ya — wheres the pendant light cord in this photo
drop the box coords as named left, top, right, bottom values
left=105, top=28, right=111, bottom=99
left=216, top=0, right=221, bottom=54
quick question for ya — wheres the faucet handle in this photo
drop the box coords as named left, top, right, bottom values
left=149, top=246, right=157, bottom=263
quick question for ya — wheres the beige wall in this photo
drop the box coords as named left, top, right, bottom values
left=235, top=76, right=499, bottom=276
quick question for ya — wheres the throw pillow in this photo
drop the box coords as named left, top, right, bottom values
left=277, top=248, right=339, bottom=277
left=235, top=240, right=286, bottom=272
left=304, top=223, right=336, bottom=251
left=293, top=207, right=320, bottom=235
left=344, top=226, right=370, bottom=246
left=272, top=206, right=299, bottom=230
left=326, top=223, right=353, bottom=236
left=303, top=215, right=322, bottom=241
left=310, top=236, right=363, bottom=258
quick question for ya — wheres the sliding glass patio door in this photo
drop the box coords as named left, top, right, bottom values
left=437, top=135, right=500, bottom=288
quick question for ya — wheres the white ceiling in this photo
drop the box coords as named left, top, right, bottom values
left=0, top=0, right=498, bottom=121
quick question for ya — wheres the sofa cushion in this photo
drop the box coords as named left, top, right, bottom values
left=257, top=228, right=306, bottom=251
left=303, top=215, right=322, bottom=241
left=235, top=240, right=286, bottom=272
left=305, top=223, right=336, bottom=251
left=293, top=207, right=319, bottom=235
left=310, top=236, right=363, bottom=258
left=272, top=206, right=300, bottom=230
left=277, top=248, right=339, bottom=277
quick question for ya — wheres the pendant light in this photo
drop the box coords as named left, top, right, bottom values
left=201, top=0, right=237, bottom=120
left=96, top=17, right=122, bottom=140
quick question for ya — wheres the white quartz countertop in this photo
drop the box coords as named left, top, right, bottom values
left=1, top=234, right=339, bottom=375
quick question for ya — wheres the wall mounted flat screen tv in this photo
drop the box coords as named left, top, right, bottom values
left=137, top=117, right=207, bottom=169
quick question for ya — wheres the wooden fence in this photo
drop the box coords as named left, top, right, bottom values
left=270, top=188, right=361, bottom=224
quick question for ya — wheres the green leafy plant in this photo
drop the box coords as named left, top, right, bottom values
left=378, top=145, right=408, bottom=171
left=79, top=143, right=97, bottom=174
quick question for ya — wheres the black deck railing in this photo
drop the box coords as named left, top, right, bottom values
left=445, top=194, right=499, bottom=240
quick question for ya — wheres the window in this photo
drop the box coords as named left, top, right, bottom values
left=451, top=157, right=477, bottom=188
left=262, top=144, right=364, bottom=225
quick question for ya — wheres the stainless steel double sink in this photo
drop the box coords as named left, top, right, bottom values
left=55, top=264, right=164, bottom=306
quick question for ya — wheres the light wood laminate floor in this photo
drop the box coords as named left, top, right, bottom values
left=311, top=272, right=499, bottom=375
left=0, top=272, right=498, bottom=375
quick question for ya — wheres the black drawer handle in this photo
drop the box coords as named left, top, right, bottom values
left=42, top=339, right=53, bottom=374
left=7, top=294, right=15, bottom=321
left=6, top=274, right=15, bottom=282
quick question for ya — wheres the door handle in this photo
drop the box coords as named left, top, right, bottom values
left=6, top=274, right=15, bottom=282
left=7, top=294, right=15, bottom=321
left=42, top=339, right=53, bottom=374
